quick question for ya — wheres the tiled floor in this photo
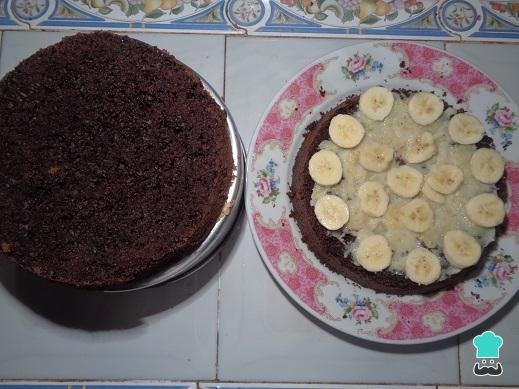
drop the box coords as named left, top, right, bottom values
left=218, top=37, right=460, bottom=385
left=0, top=32, right=517, bottom=386
left=444, top=42, right=519, bottom=388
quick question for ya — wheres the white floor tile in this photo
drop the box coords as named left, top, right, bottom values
left=126, top=33, right=225, bottom=95
left=0, top=31, right=225, bottom=95
left=0, top=31, right=75, bottom=78
left=0, top=255, right=220, bottom=379
left=218, top=215, right=459, bottom=383
left=445, top=42, right=519, bottom=388
left=0, top=31, right=225, bottom=380
left=224, top=37, right=443, bottom=148
left=445, top=43, right=519, bottom=102
left=457, top=298, right=519, bottom=386
left=220, top=37, right=454, bottom=383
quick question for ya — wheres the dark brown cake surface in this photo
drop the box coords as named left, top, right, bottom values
left=289, top=95, right=507, bottom=295
left=0, top=32, right=233, bottom=288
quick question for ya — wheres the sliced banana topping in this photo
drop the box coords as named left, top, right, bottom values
left=408, top=92, right=444, bottom=126
left=448, top=113, right=485, bottom=145
left=308, top=150, right=343, bottom=186
left=387, top=165, right=423, bottom=198
left=329, top=114, right=365, bottom=148
left=359, top=86, right=395, bottom=121
left=358, top=142, right=394, bottom=172
left=405, top=131, right=436, bottom=163
left=358, top=181, right=389, bottom=217
left=422, top=182, right=445, bottom=204
left=426, top=164, right=463, bottom=194
left=356, top=234, right=392, bottom=272
left=466, top=193, right=506, bottom=228
left=401, top=198, right=434, bottom=233
left=307, top=89, right=507, bottom=285
left=470, top=148, right=505, bottom=184
left=314, top=195, right=350, bottom=231
left=443, top=230, right=481, bottom=269
left=405, top=247, right=442, bottom=285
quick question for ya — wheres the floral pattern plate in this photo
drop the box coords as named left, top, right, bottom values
left=246, top=41, right=519, bottom=344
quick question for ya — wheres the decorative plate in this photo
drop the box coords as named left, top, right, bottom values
left=246, top=41, right=519, bottom=344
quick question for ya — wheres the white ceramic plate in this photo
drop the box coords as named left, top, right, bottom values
left=246, top=41, right=518, bottom=344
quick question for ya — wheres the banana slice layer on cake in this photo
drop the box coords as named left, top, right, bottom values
left=289, top=87, right=507, bottom=295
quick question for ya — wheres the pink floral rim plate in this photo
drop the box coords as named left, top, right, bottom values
left=245, top=41, right=519, bottom=344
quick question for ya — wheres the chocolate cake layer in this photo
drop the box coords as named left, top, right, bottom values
left=0, top=32, right=233, bottom=288
left=289, top=96, right=507, bottom=295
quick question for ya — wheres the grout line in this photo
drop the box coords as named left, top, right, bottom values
left=215, top=251, right=222, bottom=380
left=223, top=35, right=227, bottom=102
left=457, top=334, right=462, bottom=385
left=0, top=31, right=3, bottom=68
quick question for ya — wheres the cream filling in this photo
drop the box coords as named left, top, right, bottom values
left=311, top=95, right=496, bottom=279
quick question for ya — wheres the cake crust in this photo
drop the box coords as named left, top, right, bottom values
left=0, top=32, right=233, bottom=288
left=289, top=95, right=507, bottom=295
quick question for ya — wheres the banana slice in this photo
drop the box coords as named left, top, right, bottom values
left=401, top=198, right=434, bottom=233
left=448, top=113, right=485, bottom=145
left=308, top=150, right=343, bottom=186
left=408, top=92, right=444, bottom=126
left=329, top=114, right=365, bottom=148
left=426, top=164, right=463, bottom=194
left=466, top=193, right=506, bottom=228
left=314, top=195, right=350, bottom=230
left=470, top=148, right=505, bottom=184
left=358, top=181, right=389, bottom=217
left=359, top=142, right=394, bottom=172
left=359, top=86, right=395, bottom=121
left=405, top=247, right=442, bottom=285
left=387, top=165, right=423, bottom=198
left=422, top=182, right=445, bottom=204
left=356, top=234, right=392, bottom=272
left=405, top=131, right=436, bottom=163
left=443, top=230, right=481, bottom=268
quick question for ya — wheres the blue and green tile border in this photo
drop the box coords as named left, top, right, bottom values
left=0, top=0, right=517, bottom=39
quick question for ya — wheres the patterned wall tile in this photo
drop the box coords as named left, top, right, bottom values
left=226, top=0, right=519, bottom=40
left=443, top=0, right=519, bottom=41
left=0, top=0, right=239, bottom=32
left=0, top=0, right=28, bottom=28
left=0, top=0, right=518, bottom=38
left=230, top=0, right=454, bottom=38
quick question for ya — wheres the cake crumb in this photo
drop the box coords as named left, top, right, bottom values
left=1, top=242, right=12, bottom=253
left=220, top=201, right=235, bottom=218
left=48, top=166, right=61, bottom=175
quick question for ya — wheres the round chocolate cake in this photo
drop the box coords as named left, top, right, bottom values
left=289, top=90, right=507, bottom=295
left=0, top=32, right=234, bottom=288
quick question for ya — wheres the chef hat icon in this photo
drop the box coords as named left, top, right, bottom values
left=473, top=330, right=503, bottom=358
